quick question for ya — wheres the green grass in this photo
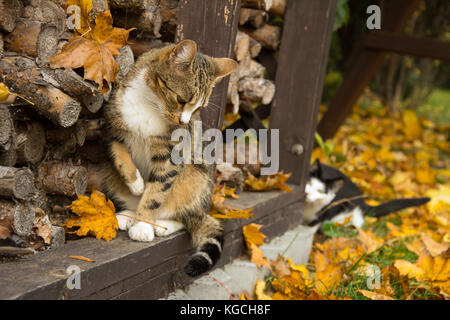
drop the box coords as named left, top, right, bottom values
left=417, top=88, right=450, bottom=126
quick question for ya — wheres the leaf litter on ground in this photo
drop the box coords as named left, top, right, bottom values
left=240, top=105, right=449, bottom=300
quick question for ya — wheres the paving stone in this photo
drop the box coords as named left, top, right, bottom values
left=224, top=259, right=263, bottom=294
left=166, top=223, right=317, bottom=300
left=185, top=269, right=232, bottom=300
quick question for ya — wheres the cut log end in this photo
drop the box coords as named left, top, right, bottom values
left=0, top=166, right=36, bottom=200
left=0, top=200, right=35, bottom=238
left=16, top=122, right=46, bottom=165
left=44, top=86, right=82, bottom=128
left=247, top=24, right=281, bottom=51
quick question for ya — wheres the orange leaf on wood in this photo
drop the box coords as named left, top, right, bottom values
left=49, top=11, right=133, bottom=92
left=245, top=171, right=292, bottom=192
left=63, top=190, right=118, bottom=241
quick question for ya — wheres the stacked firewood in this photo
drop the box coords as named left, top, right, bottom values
left=0, top=0, right=167, bottom=255
left=0, top=0, right=285, bottom=255
left=227, top=0, right=285, bottom=114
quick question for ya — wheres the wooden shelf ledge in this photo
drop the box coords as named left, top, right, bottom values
left=0, top=185, right=303, bottom=300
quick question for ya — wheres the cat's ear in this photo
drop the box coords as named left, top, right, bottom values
left=329, top=178, right=344, bottom=193
left=211, top=57, right=238, bottom=80
left=169, top=40, right=197, bottom=69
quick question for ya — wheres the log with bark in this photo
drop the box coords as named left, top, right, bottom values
left=83, top=118, right=105, bottom=141
left=216, top=162, right=245, bottom=193
left=46, top=121, right=87, bottom=160
left=5, top=0, right=66, bottom=64
left=38, top=161, right=88, bottom=197
left=268, top=0, right=286, bottom=16
left=110, top=0, right=178, bottom=39
left=242, top=0, right=273, bottom=11
left=0, top=33, right=4, bottom=59
left=0, top=166, right=36, bottom=200
left=238, top=77, right=275, bottom=105
left=0, top=104, right=13, bottom=151
left=0, top=0, right=22, bottom=33
left=40, top=67, right=104, bottom=113
left=246, top=24, right=281, bottom=51
left=239, top=8, right=268, bottom=29
left=227, top=53, right=273, bottom=113
left=0, top=142, right=17, bottom=167
left=0, top=56, right=82, bottom=127
left=234, top=31, right=262, bottom=62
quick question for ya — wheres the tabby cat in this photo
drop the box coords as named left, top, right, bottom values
left=100, top=40, right=237, bottom=277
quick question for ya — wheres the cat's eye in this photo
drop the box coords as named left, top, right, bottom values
left=177, top=96, right=186, bottom=105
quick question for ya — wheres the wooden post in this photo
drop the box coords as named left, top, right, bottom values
left=269, top=0, right=336, bottom=189
left=317, top=0, right=422, bottom=141
left=175, top=0, right=241, bottom=130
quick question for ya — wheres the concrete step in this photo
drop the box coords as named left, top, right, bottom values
left=164, top=223, right=318, bottom=300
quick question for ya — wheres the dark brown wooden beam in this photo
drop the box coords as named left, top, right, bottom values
left=176, top=0, right=241, bottom=130
left=0, top=187, right=302, bottom=300
left=364, top=31, right=450, bottom=61
left=269, top=0, right=337, bottom=187
left=317, top=0, right=422, bottom=141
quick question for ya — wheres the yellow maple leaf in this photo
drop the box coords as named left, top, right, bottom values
left=254, top=280, right=273, bottom=300
left=415, top=161, right=436, bottom=185
left=245, top=171, right=292, bottom=192
left=63, top=190, right=118, bottom=241
left=394, top=260, right=425, bottom=280
left=243, top=224, right=271, bottom=269
left=421, top=233, right=449, bottom=258
left=395, top=247, right=450, bottom=289
left=210, top=185, right=254, bottom=219
left=357, top=228, right=384, bottom=254
left=402, top=109, right=422, bottom=140
left=315, top=262, right=342, bottom=295
left=210, top=207, right=254, bottom=219
left=425, top=185, right=450, bottom=227
left=0, top=82, right=10, bottom=101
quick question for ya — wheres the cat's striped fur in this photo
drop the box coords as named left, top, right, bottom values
left=99, top=40, right=237, bottom=277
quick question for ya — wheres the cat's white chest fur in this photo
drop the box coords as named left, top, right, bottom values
left=120, top=70, right=169, bottom=138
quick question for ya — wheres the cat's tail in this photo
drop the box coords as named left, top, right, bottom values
left=365, top=197, right=430, bottom=218
left=184, top=214, right=224, bottom=277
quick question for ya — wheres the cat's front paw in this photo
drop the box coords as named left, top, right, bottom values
left=155, top=220, right=184, bottom=237
left=128, top=221, right=154, bottom=242
left=116, top=210, right=135, bottom=231
left=127, top=169, right=145, bottom=196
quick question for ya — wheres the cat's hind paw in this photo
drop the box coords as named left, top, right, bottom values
left=117, top=210, right=136, bottom=231
left=155, top=220, right=184, bottom=237
left=127, top=169, right=145, bottom=196
left=128, top=222, right=154, bottom=242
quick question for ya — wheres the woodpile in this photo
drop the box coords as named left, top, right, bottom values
left=0, top=0, right=142, bottom=254
left=0, top=0, right=286, bottom=255
left=219, top=0, right=286, bottom=190
left=227, top=0, right=284, bottom=114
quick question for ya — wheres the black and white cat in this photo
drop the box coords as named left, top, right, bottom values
left=303, top=159, right=430, bottom=228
